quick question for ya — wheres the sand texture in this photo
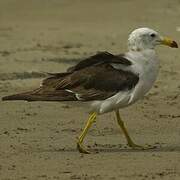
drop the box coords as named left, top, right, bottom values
left=0, top=0, right=180, bottom=179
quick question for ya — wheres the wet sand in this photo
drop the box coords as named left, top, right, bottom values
left=0, top=0, right=180, bottom=179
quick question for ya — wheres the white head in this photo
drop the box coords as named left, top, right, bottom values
left=128, top=27, right=178, bottom=51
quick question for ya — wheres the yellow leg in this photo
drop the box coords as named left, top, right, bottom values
left=77, top=112, right=97, bottom=154
left=115, top=110, right=145, bottom=149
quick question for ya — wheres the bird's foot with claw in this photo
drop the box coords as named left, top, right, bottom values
left=77, top=142, right=91, bottom=154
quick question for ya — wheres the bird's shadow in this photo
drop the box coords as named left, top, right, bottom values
left=52, top=145, right=180, bottom=154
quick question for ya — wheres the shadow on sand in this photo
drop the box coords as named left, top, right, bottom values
left=50, top=145, right=180, bottom=153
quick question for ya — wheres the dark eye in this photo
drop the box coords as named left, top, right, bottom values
left=150, top=33, right=156, bottom=38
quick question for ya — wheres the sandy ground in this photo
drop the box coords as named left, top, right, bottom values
left=0, top=0, right=180, bottom=179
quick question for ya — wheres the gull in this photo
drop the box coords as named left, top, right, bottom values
left=2, top=27, right=178, bottom=153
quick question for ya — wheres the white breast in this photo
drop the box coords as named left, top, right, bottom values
left=126, top=49, right=160, bottom=104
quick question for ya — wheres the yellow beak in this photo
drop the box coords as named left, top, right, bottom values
left=161, top=37, right=178, bottom=48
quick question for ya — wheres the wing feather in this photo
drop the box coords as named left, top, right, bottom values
left=2, top=52, right=139, bottom=102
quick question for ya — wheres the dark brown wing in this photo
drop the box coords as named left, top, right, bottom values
left=53, top=63, right=139, bottom=100
left=67, top=51, right=132, bottom=72
left=2, top=52, right=139, bottom=102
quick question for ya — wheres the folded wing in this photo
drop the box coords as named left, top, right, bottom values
left=2, top=52, right=139, bottom=102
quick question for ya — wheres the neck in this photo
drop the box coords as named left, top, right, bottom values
left=125, top=49, right=157, bottom=64
left=128, top=48, right=156, bottom=52
left=128, top=46, right=155, bottom=51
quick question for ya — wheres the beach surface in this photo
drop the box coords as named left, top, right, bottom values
left=0, top=0, right=180, bottom=179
